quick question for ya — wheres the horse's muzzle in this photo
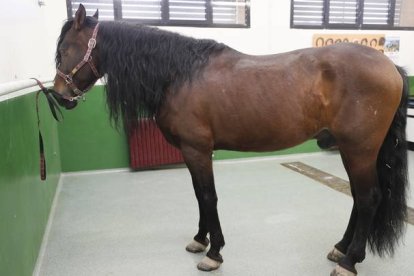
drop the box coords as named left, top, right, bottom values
left=59, top=97, right=78, bottom=110
left=49, top=88, right=79, bottom=110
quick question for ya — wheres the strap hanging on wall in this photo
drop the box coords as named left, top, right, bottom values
left=32, top=78, right=63, bottom=180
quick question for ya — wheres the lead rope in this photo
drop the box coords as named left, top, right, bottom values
left=32, top=78, right=63, bottom=180
left=36, top=90, right=47, bottom=180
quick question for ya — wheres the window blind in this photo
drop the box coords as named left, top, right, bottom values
left=121, top=0, right=162, bottom=20
left=212, top=0, right=245, bottom=24
left=394, top=0, right=414, bottom=27
left=328, top=0, right=358, bottom=25
left=169, top=0, right=206, bottom=21
left=67, top=0, right=249, bottom=27
left=291, top=0, right=414, bottom=29
left=362, top=0, right=390, bottom=25
left=292, top=0, right=324, bottom=26
left=70, top=0, right=115, bottom=20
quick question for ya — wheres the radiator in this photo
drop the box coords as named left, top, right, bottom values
left=129, top=118, right=184, bottom=169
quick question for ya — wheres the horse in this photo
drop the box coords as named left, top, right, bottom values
left=52, top=4, right=409, bottom=275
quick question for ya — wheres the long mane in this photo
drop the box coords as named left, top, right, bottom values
left=57, top=18, right=228, bottom=129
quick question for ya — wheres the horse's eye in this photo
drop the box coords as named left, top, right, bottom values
left=59, top=47, right=68, bottom=56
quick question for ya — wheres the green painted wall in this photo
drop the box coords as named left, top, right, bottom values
left=57, top=86, right=129, bottom=172
left=409, top=76, right=414, bottom=96
left=0, top=93, right=61, bottom=276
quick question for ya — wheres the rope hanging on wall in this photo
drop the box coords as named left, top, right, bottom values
left=32, top=78, right=63, bottom=180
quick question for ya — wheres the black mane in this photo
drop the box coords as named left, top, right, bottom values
left=57, top=18, right=228, bottom=129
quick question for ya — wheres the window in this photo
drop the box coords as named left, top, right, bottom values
left=66, top=0, right=250, bottom=28
left=395, top=0, right=414, bottom=27
left=328, top=0, right=358, bottom=26
left=291, top=0, right=414, bottom=30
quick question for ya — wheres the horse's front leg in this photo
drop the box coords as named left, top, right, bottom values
left=185, top=180, right=210, bottom=253
left=182, top=145, right=225, bottom=271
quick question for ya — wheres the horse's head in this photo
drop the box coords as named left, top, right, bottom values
left=53, top=4, right=101, bottom=109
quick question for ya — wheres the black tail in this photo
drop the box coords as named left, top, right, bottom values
left=369, top=65, right=409, bottom=256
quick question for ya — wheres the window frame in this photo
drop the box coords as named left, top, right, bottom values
left=66, top=0, right=251, bottom=28
left=290, top=0, right=414, bottom=30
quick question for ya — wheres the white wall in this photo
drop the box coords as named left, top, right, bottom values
left=1, top=0, right=413, bottom=85
left=0, top=0, right=66, bottom=83
left=165, top=0, right=414, bottom=73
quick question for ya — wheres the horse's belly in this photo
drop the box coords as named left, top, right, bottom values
left=212, top=124, right=312, bottom=152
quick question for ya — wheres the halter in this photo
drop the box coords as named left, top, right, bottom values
left=56, top=23, right=100, bottom=101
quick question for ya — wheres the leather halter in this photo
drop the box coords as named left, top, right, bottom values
left=56, top=23, right=100, bottom=101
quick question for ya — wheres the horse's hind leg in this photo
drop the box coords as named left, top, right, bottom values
left=182, top=145, right=225, bottom=271
left=331, top=147, right=382, bottom=276
left=327, top=152, right=357, bottom=263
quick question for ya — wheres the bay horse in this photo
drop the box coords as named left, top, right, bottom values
left=52, top=5, right=409, bottom=275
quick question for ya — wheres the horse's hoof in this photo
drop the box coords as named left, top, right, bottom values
left=327, top=247, right=346, bottom=263
left=197, top=256, right=222, bottom=271
left=330, top=265, right=357, bottom=276
left=185, top=239, right=209, bottom=253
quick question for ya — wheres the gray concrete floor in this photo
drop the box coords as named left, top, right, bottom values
left=35, top=151, right=414, bottom=276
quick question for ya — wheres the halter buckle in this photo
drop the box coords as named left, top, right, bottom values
left=88, top=38, right=97, bottom=49
left=69, top=95, right=81, bottom=102
left=64, top=75, right=73, bottom=85
left=73, top=87, right=83, bottom=96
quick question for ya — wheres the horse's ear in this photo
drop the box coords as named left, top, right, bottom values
left=74, top=4, right=86, bottom=30
left=93, top=9, right=99, bottom=20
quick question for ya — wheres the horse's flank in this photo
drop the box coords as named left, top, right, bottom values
left=156, top=43, right=402, bottom=153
